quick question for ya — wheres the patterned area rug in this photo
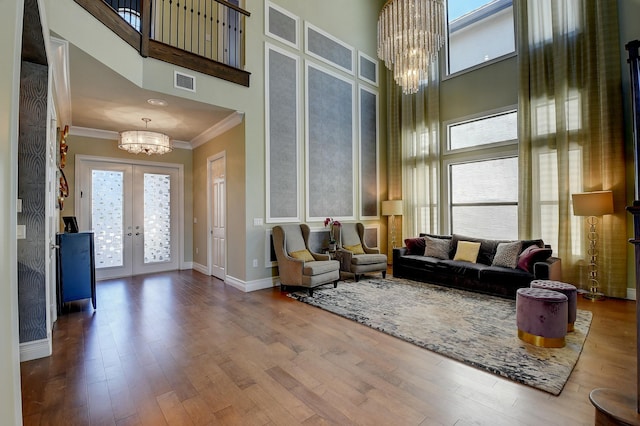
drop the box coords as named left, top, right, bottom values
left=288, top=277, right=592, bottom=395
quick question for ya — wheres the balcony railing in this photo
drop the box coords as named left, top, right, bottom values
left=74, top=0, right=250, bottom=87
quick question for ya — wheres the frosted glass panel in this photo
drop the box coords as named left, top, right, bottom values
left=448, top=111, right=517, bottom=150
left=144, top=173, right=171, bottom=264
left=92, top=170, right=124, bottom=268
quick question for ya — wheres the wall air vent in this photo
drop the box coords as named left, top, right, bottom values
left=174, top=71, right=196, bottom=92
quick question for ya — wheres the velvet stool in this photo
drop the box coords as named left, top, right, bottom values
left=516, top=287, right=568, bottom=348
left=530, top=280, right=577, bottom=332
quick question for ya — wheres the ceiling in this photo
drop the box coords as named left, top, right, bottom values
left=64, top=42, right=235, bottom=145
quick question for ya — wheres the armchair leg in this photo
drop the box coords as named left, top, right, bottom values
left=355, top=274, right=360, bottom=282
left=382, top=271, right=386, bottom=279
left=308, top=288, right=313, bottom=297
left=333, top=280, right=338, bottom=288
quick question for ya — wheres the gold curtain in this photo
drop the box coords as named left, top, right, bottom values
left=517, top=0, right=627, bottom=297
left=386, top=63, right=441, bottom=240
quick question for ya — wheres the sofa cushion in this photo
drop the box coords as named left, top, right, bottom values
left=451, top=234, right=502, bottom=265
left=440, top=259, right=487, bottom=278
left=479, top=265, right=533, bottom=286
left=404, top=237, right=426, bottom=255
left=424, top=236, right=450, bottom=259
left=517, top=245, right=553, bottom=272
left=453, top=241, right=481, bottom=263
left=492, top=241, right=522, bottom=268
left=398, top=254, right=444, bottom=270
left=352, top=254, right=387, bottom=265
left=303, top=260, right=339, bottom=276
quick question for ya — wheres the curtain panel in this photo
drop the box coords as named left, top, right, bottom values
left=386, top=65, right=441, bottom=241
left=517, top=0, right=627, bottom=297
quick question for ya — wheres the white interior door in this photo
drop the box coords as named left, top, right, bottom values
left=77, top=159, right=180, bottom=280
left=209, top=154, right=226, bottom=280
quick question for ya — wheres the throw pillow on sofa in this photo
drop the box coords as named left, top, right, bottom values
left=517, top=245, right=553, bottom=272
left=404, top=237, right=426, bottom=255
left=491, top=241, right=522, bottom=268
left=453, top=241, right=481, bottom=263
left=424, top=236, right=450, bottom=259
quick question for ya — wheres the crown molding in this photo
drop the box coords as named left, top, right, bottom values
left=69, top=126, right=191, bottom=149
left=49, top=37, right=72, bottom=126
left=191, top=111, right=244, bottom=149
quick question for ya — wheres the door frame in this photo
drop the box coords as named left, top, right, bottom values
left=207, top=151, right=226, bottom=278
left=74, top=155, right=185, bottom=277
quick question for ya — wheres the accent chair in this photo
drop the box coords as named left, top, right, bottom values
left=337, top=222, right=387, bottom=282
left=272, top=224, right=340, bottom=296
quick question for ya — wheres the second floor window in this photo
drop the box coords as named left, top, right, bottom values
left=447, top=0, right=516, bottom=75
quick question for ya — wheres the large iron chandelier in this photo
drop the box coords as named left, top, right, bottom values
left=377, top=0, right=445, bottom=94
left=118, top=118, right=173, bottom=155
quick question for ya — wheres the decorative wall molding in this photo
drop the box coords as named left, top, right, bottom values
left=304, top=22, right=354, bottom=75
left=265, top=43, right=300, bottom=223
left=305, top=61, right=356, bottom=222
left=265, top=1, right=299, bottom=49
left=358, top=85, right=380, bottom=219
left=628, top=287, right=636, bottom=301
left=358, top=51, right=379, bottom=86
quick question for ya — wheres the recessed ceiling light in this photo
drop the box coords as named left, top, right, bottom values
left=147, top=98, right=168, bottom=107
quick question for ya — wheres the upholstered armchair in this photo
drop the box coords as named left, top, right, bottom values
left=272, top=224, right=340, bottom=296
left=337, top=222, right=387, bottom=282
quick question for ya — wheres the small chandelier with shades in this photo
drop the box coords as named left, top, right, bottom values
left=118, top=118, right=173, bottom=155
left=377, top=0, right=446, bottom=95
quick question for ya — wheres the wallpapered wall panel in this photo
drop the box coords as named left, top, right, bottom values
left=359, top=87, right=378, bottom=218
left=266, top=44, right=299, bottom=221
left=264, top=3, right=379, bottom=225
left=265, top=1, right=299, bottom=48
left=358, top=52, right=378, bottom=86
left=18, top=61, right=48, bottom=343
left=306, top=63, right=354, bottom=220
left=305, top=23, right=354, bottom=74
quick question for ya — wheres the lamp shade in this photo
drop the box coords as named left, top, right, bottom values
left=572, top=191, right=614, bottom=216
left=382, top=200, right=403, bottom=216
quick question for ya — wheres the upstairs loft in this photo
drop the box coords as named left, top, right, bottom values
left=74, top=0, right=251, bottom=87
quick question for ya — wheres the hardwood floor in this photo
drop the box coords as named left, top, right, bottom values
left=21, top=270, right=636, bottom=425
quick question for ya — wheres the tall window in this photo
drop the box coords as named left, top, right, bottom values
left=444, top=109, right=518, bottom=239
left=447, top=0, right=515, bottom=75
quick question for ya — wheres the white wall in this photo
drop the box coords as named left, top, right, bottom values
left=0, top=0, right=25, bottom=423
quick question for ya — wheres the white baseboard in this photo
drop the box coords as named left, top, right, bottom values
left=225, top=275, right=279, bottom=292
left=628, top=288, right=636, bottom=301
left=20, top=338, right=51, bottom=362
left=192, top=262, right=208, bottom=275
left=181, top=261, right=194, bottom=270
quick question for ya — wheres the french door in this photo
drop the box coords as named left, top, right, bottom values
left=76, top=158, right=181, bottom=280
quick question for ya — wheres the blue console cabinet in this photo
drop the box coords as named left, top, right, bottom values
left=56, top=232, right=96, bottom=313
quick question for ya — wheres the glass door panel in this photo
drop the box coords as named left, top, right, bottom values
left=143, top=172, right=172, bottom=264
left=132, top=165, right=179, bottom=275
left=92, top=169, right=125, bottom=269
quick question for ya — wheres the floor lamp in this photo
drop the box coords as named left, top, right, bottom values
left=571, top=190, right=614, bottom=301
left=381, top=200, right=403, bottom=249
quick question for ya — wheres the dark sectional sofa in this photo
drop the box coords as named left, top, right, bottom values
left=392, top=233, right=562, bottom=299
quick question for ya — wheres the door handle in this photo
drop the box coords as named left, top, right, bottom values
left=127, top=232, right=132, bottom=236
left=50, top=243, right=59, bottom=250
left=135, top=232, right=142, bottom=236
